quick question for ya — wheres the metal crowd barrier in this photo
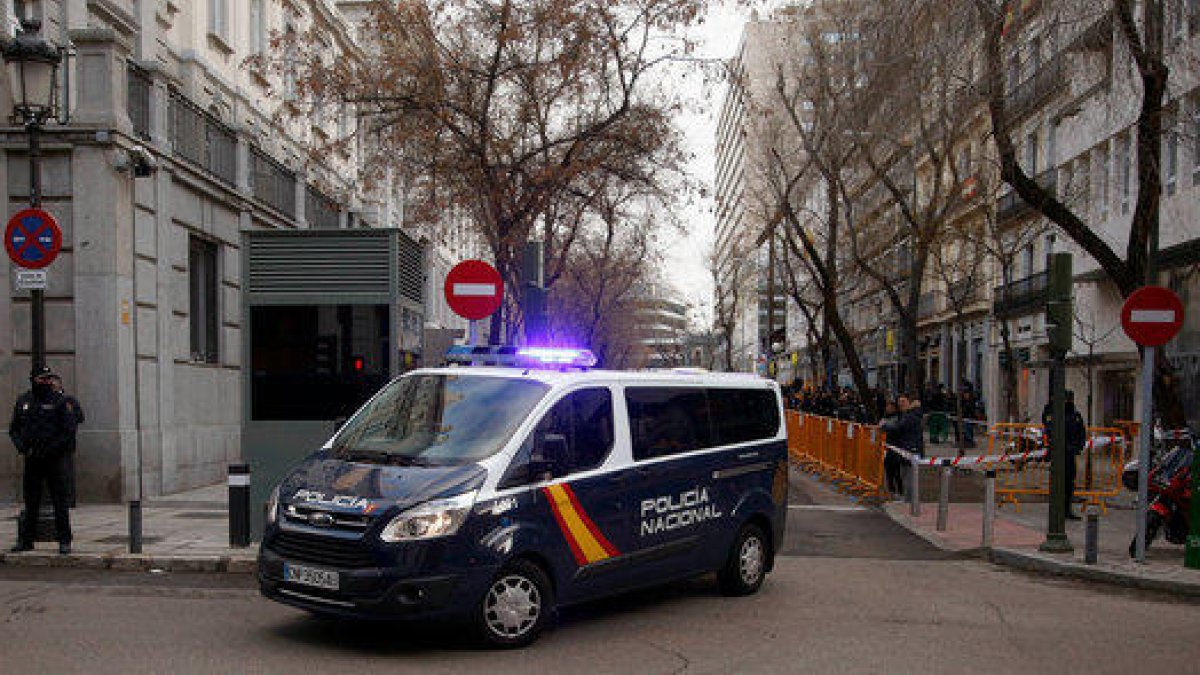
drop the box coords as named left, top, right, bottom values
left=992, top=424, right=1132, bottom=512
left=787, top=411, right=886, bottom=499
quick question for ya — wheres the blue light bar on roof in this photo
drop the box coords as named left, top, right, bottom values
left=518, top=347, right=598, bottom=368
left=444, top=344, right=596, bottom=368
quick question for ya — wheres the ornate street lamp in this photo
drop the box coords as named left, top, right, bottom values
left=3, top=19, right=65, bottom=376
left=3, top=19, right=62, bottom=129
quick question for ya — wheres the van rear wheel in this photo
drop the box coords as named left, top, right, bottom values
left=475, top=559, right=553, bottom=649
left=718, top=523, right=769, bottom=596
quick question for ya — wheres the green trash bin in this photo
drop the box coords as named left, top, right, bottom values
left=928, top=412, right=948, bottom=444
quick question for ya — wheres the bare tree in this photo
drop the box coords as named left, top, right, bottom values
left=256, top=0, right=703, bottom=343
left=974, top=0, right=1187, bottom=426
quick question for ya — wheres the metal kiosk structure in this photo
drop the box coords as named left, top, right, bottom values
left=241, top=229, right=425, bottom=539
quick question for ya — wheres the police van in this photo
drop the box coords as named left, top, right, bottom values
left=258, top=346, right=787, bottom=647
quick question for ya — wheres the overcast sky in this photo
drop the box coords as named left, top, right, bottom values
left=660, top=1, right=771, bottom=329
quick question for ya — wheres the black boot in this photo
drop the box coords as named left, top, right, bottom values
left=9, top=542, right=33, bottom=553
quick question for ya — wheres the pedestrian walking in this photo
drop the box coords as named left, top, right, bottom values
left=9, top=366, right=80, bottom=554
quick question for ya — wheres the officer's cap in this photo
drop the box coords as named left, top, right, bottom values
left=30, top=365, right=55, bottom=380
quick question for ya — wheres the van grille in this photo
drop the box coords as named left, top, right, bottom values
left=269, top=531, right=377, bottom=568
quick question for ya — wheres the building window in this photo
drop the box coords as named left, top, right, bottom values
left=1165, top=110, right=1178, bottom=196
left=1097, top=145, right=1110, bottom=219
left=249, top=0, right=265, bottom=54
left=1119, top=132, right=1132, bottom=214
left=1025, top=131, right=1038, bottom=175
left=1193, top=104, right=1200, bottom=185
left=189, top=236, right=219, bottom=363
left=208, top=0, right=228, bottom=40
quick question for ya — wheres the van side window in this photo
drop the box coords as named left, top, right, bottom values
left=626, top=387, right=715, bottom=460
left=708, top=388, right=780, bottom=445
left=498, top=388, right=614, bottom=489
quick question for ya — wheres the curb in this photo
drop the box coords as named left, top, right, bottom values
left=988, top=548, right=1200, bottom=598
left=878, top=504, right=1200, bottom=597
left=1, top=550, right=258, bottom=575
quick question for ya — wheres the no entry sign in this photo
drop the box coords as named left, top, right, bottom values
left=5, top=208, right=62, bottom=269
left=1121, top=286, right=1184, bottom=347
left=444, top=259, right=503, bottom=320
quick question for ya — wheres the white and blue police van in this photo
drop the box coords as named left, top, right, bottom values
left=258, top=346, right=788, bottom=648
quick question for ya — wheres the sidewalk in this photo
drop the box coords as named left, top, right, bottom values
left=0, top=482, right=257, bottom=573
left=883, top=496, right=1200, bottom=597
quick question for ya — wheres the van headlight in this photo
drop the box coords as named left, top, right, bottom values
left=266, top=485, right=281, bottom=525
left=380, top=490, right=477, bottom=542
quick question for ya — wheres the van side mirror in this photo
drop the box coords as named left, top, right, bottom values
left=531, top=433, right=568, bottom=481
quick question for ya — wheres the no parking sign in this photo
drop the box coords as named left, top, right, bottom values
left=5, top=208, right=62, bottom=269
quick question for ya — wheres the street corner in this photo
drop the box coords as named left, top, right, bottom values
left=989, top=547, right=1200, bottom=598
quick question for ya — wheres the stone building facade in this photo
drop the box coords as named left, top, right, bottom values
left=0, top=0, right=442, bottom=502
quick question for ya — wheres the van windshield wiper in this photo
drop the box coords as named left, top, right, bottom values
left=338, top=447, right=432, bottom=467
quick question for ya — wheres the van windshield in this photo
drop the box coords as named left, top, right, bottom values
left=332, top=374, right=549, bottom=466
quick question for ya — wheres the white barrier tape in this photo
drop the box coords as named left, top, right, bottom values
left=885, top=443, right=1049, bottom=467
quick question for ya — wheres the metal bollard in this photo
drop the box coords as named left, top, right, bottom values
left=982, top=470, right=996, bottom=549
left=1085, top=505, right=1099, bottom=565
left=128, top=500, right=142, bottom=554
left=228, top=464, right=251, bottom=548
left=909, top=458, right=921, bottom=517
left=937, top=461, right=951, bottom=532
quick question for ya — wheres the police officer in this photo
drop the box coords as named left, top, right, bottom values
left=9, top=366, right=79, bottom=554
left=1041, top=390, right=1087, bottom=520
left=50, top=374, right=84, bottom=508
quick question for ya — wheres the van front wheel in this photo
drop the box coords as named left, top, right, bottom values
left=718, top=523, right=769, bottom=596
left=475, top=560, right=553, bottom=649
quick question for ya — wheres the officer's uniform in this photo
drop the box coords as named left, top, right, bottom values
left=9, top=368, right=79, bottom=552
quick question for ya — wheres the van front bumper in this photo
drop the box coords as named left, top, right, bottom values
left=257, top=547, right=495, bottom=620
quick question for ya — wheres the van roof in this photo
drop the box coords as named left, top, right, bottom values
left=406, top=366, right=776, bottom=388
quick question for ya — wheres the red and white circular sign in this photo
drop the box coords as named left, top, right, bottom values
left=1121, top=286, right=1184, bottom=347
left=444, top=260, right=504, bottom=320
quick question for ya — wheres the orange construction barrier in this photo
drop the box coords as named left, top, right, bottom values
left=787, top=411, right=886, bottom=499
left=993, top=424, right=1132, bottom=512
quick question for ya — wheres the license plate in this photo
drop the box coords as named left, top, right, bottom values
left=284, top=562, right=340, bottom=591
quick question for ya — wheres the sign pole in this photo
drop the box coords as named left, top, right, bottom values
left=468, top=319, right=478, bottom=346
left=1134, top=346, right=1154, bottom=563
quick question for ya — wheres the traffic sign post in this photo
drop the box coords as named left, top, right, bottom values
left=1120, top=286, right=1186, bottom=564
left=5, top=207, right=62, bottom=269
left=445, top=260, right=504, bottom=345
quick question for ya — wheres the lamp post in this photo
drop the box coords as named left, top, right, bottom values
left=4, top=19, right=64, bottom=376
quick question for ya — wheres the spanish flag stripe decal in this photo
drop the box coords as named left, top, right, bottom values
left=544, top=485, right=588, bottom=566
left=562, top=483, right=620, bottom=557
left=542, top=484, right=619, bottom=565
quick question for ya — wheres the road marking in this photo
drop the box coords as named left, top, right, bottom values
left=1130, top=309, right=1176, bottom=323
left=453, top=283, right=496, bottom=296
left=787, top=505, right=870, bottom=512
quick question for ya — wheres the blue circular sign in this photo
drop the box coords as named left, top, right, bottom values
left=5, top=208, right=62, bottom=269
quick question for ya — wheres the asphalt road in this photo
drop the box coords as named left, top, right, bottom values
left=1, top=472, right=1197, bottom=674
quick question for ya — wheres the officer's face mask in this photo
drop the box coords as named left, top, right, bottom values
left=31, top=378, right=53, bottom=397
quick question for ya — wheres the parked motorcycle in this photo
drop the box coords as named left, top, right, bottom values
left=1123, top=436, right=1194, bottom=558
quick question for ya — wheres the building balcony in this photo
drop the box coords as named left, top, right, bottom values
left=1007, top=53, right=1066, bottom=121
left=993, top=270, right=1049, bottom=318
left=995, top=169, right=1056, bottom=224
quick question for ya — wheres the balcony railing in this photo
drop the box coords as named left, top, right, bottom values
left=250, top=145, right=296, bottom=219
left=993, top=270, right=1049, bottom=318
left=305, top=184, right=340, bottom=230
left=996, top=169, right=1057, bottom=223
left=1007, top=53, right=1066, bottom=120
left=169, top=89, right=236, bottom=187
left=127, top=63, right=151, bottom=141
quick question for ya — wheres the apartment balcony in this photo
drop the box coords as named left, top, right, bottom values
left=993, top=270, right=1049, bottom=318
left=1007, top=53, right=1066, bottom=121
left=995, top=169, right=1056, bottom=224
left=947, top=279, right=977, bottom=308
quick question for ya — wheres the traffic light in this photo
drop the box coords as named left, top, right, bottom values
left=1044, top=253, right=1073, bottom=355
